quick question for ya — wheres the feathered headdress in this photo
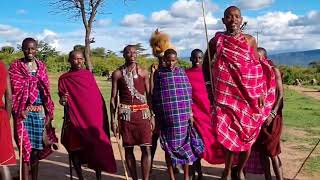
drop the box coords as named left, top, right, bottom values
left=149, top=29, right=175, bottom=58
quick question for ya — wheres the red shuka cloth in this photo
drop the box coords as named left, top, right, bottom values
left=245, top=59, right=282, bottom=174
left=0, top=61, right=16, bottom=165
left=58, top=69, right=116, bottom=173
left=210, top=32, right=276, bottom=152
left=185, top=66, right=224, bottom=164
left=9, top=59, right=57, bottom=162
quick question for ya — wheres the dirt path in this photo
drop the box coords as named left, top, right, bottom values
left=287, top=85, right=320, bottom=101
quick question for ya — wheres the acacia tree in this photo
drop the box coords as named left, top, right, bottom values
left=51, top=0, right=104, bottom=71
left=1, top=46, right=15, bottom=54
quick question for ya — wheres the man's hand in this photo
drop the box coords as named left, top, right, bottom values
left=189, top=115, right=195, bottom=127
left=111, top=121, right=119, bottom=138
left=59, top=92, right=69, bottom=106
left=45, top=117, right=54, bottom=128
left=264, top=115, right=273, bottom=127
left=258, top=94, right=265, bottom=108
left=150, top=116, right=155, bottom=131
left=151, top=64, right=158, bottom=74
left=21, top=109, right=29, bottom=119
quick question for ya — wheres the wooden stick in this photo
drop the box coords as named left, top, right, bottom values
left=19, top=124, right=24, bottom=180
left=115, top=135, right=129, bottom=180
left=201, top=0, right=213, bottom=85
left=292, top=138, right=320, bottom=180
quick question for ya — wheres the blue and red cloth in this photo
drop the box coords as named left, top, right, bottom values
left=153, top=66, right=204, bottom=165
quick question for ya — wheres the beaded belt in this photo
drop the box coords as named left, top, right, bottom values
left=118, top=103, right=149, bottom=112
left=26, top=105, right=44, bottom=112
left=118, top=103, right=150, bottom=121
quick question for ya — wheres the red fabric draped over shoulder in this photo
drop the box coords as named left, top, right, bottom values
left=210, top=32, right=276, bottom=152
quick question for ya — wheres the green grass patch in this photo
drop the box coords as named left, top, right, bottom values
left=281, top=131, right=306, bottom=143
left=304, top=156, right=320, bottom=173
left=283, top=88, right=320, bottom=130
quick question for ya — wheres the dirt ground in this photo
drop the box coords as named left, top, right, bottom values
left=287, top=85, right=320, bottom=101
left=7, top=85, right=320, bottom=180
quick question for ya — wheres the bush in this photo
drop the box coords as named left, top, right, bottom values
left=280, top=65, right=320, bottom=85
left=0, top=52, right=24, bottom=64
left=46, top=55, right=70, bottom=72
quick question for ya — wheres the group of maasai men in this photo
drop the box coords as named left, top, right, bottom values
left=0, top=5, right=284, bottom=180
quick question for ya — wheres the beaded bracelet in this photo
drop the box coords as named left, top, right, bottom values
left=270, top=110, right=277, bottom=118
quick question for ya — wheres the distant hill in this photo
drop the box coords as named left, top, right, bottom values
left=269, top=49, right=320, bottom=66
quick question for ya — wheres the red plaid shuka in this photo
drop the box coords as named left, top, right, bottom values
left=210, top=32, right=276, bottom=152
left=9, top=59, right=58, bottom=162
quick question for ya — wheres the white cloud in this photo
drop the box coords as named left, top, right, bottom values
left=96, top=18, right=112, bottom=27
left=170, top=0, right=201, bottom=18
left=151, top=10, right=178, bottom=25
left=36, top=29, right=60, bottom=49
left=121, top=13, right=146, bottom=27
left=289, top=10, right=320, bottom=27
left=237, top=0, right=274, bottom=10
left=170, top=0, right=217, bottom=19
left=16, top=9, right=27, bottom=15
left=243, top=11, right=319, bottom=53
left=0, top=24, right=27, bottom=47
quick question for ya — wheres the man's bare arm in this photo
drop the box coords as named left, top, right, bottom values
left=272, top=68, right=284, bottom=113
left=5, top=70, right=12, bottom=118
left=142, top=68, right=155, bottom=131
left=149, top=64, right=158, bottom=96
left=110, top=70, right=121, bottom=135
left=142, top=68, right=152, bottom=108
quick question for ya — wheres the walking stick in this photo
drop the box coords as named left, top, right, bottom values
left=19, top=123, right=24, bottom=180
left=63, top=105, right=73, bottom=180
left=68, top=154, right=73, bottom=180
left=292, top=138, right=320, bottom=180
left=201, top=0, right=214, bottom=93
left=114, top=134, right=129, bottom=180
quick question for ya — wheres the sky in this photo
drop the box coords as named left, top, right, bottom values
left=0, top=0, right=320, bottom=56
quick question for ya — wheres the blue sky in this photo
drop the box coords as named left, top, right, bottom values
left=1, top=0, right=320, bottom=56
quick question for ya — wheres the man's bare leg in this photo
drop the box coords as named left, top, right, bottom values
left=221, top=149, right=233, bottom=180
left=193, top=158, right=203, bottom=180
left=140, top=146, right=151, bottom=180
left=125, top=147, right=138, bottom=180
left=183, top=164, right=190, bottom=180
left=165, top=153, right=175, bottom=180
left=22, top=162, right=30, bottom=180
left=260, top=154, right=272, bottom=180
left=0, top=166, right=11, bottom=180
left=70, top=151, right=84, bottom=180
left=30, top=150, right=40, bottom=180
left=95, top=169, right=102, bottom=180
left=271, top=156, right=283, bottom=180
left=150, top=132, right=159, bottom=173
left=237, top=149, right=251, bottom=180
